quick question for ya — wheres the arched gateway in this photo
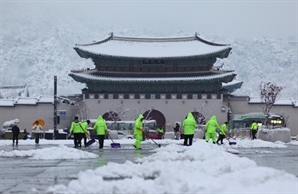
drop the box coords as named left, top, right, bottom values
left=70, top=33, right=243, bottom=134
left=143, top=109, right=166, bottom=128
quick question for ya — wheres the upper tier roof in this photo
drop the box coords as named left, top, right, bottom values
left=74, top=33, right=232, bottom=59
left=69, top=71, right=236, bottom=83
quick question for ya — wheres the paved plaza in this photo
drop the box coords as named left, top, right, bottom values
left=0, top=143, right=297, bottom=193
left=0, top=143, right=159, bottom=193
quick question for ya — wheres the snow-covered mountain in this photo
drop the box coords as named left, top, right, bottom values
left=1, top=15, right=297, bottom=99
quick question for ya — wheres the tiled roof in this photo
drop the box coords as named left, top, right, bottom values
left=0, top=96, right=53, bottom=106
left=69, top=71, right=236, bottom=82
left=74, top=33, right=231, bottom=59
left=0, top=99, right=15, bottom=107
left=249, top=97, right=296, bottom=106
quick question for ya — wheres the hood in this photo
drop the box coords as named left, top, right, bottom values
left=137, top=114, right=144, bottom=121
left=97, top=116, right=104, bottom=122
left=187, top=112, right=195, bottom=120
left=209, top=115, right=217, bottom=122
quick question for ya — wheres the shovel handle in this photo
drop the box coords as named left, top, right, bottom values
left=108, top=133, right=115, bottom=143
left=149, top=137, right=161, bottom=148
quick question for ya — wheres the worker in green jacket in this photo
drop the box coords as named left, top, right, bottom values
left=133, top=114, right=144, bottom=149
left=157, top=126, right=164, bottom=139
left=93, top=116, right=108, bottom=149
left=182, top=112, right=196, bottom=146
left=70, top=116, right=84, bottom=148
left=205, top=115, right=221, bottom=144
left=251, top=120, right=258, bottom=140
left=216, top=121, right=228, bottom=145
left=80, top=120, right=90, bottom=147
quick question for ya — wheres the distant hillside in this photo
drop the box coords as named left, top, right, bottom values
left=1, top=17, right=297, bottom=99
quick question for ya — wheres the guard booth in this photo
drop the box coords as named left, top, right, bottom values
left=231, top=113, right=265, bottom=138
left=231, top=112, right=286, bottom=138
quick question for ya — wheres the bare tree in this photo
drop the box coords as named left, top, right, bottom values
left=131, top=107, right=152, bottom=120
left=259, top=81, right=284, bottom=116
left=198, top=102, right=213, bottom=123
left=72, top=98, right=90, bottom=121
left=105, top=104, right=129, bottom=130
left=143, top=109, right=153, bottom=121
left=105, top=104, right=130, bottom=121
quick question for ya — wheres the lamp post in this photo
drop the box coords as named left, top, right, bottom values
left=54, top=76, right=58, bottom=139
left=227, top=93, right=231, bottom=121
left=227, top=93, right=232, bottom=136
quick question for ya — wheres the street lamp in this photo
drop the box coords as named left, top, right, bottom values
left=54, top=76, right=58, bottom=139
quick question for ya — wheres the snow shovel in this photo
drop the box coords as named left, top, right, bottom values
left=227, top=138, right=237, bottom=145
left=108, top=133, right=121, bottom=148
left=85, top=138, right=96, bottom=147
left=149, top=137, right=161, bottom=148
left=85, top=134, right=95, bottom=147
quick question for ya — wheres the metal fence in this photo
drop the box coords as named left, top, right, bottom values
left=229, top=127, right=251, bottom=139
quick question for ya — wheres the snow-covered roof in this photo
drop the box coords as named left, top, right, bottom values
left=0, top=99, right=15, bottom=107
left=221, top=79, right=243, bottom=93
left=69, top=71, right=236, bottom=82
left=74, top=33, right=231, bottom=59
left=249, top=97, right=296, bottom=106
left=222, top=79, right=243, bottom=86
left=0, top=96, right=53, bottom=106
left=37, top=96, right=54, bottom=103
left=15, top=97, right=37, bottom=105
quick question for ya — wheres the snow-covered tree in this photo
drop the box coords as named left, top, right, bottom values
left=259, top=81, right=284, bottom=116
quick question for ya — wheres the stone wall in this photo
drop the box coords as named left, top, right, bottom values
left=0, top=103, right=76, bottom=133
left=1, top=96, right=297, bottom=136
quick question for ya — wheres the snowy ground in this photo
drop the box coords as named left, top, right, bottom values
left=0, top=138, right=297, bottom=194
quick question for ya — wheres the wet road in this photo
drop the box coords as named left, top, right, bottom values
left=0, top=144, right=158, bottom=194
left=0, top=143, right=297, bottom=193
left=238, top=144, right=298, bottom=177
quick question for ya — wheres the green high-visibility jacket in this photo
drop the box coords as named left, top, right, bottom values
left=93, top=116, right=107, bottom=135
left=158, top=128, right=163, bottom=133
left=70, top=121, right=84, bottom=133
left=219, top=124, right=227, bottom=135
left=206, top=115, right=221, bottom=134
left=134, top=114, right=144, bottom=135
left=81, top=122, right=89, bottom=133
left=182, top=113, right=196, bottom=135
left=251, top=122, right=258, bottom=130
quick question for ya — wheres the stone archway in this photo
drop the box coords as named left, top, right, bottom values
left=184, top=112, right=206, bottom=124
left=143, top=109, right=166, bottom=128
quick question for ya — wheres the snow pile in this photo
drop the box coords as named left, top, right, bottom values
left=2, top=118, right=19, bottom=129
left=46, top=140, right=297, bottom=194
left=0, top=145, right=98, bottom=160
left=258, top=127, right=291, bottom=143
left=221, top=138, right=287, bottom=148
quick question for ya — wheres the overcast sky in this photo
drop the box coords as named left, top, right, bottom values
left=2, top=0, right=297, bottom=39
